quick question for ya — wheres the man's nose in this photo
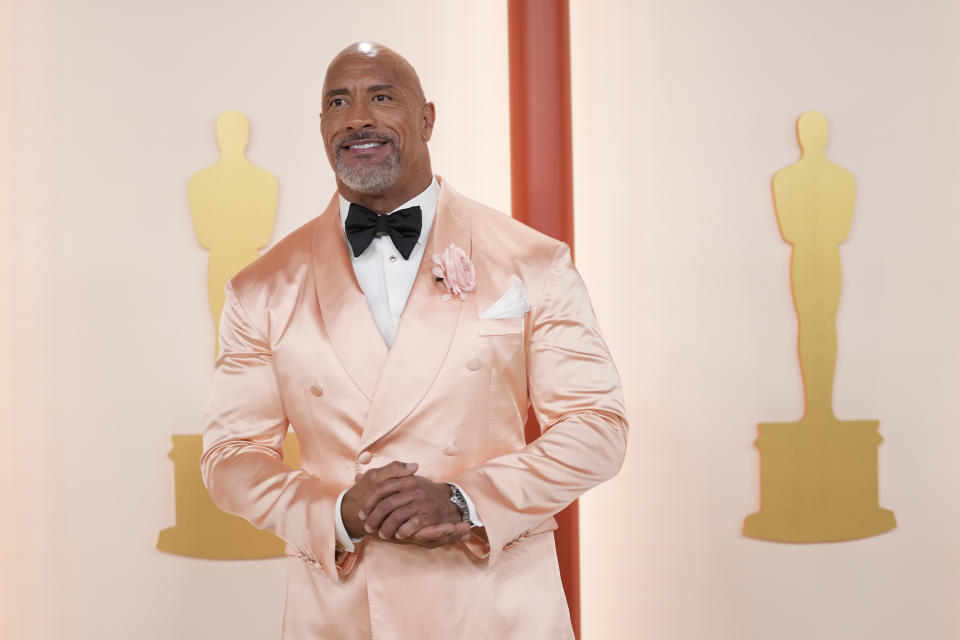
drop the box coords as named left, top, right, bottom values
left=346, top=101, right=375, bottom=130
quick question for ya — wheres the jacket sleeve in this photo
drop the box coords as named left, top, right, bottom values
left=450, top=243, right=628, bottom=565
left=200, top=281, right=360, bottom=581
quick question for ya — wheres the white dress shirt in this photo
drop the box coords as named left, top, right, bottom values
left=333, top=176, right=482, bottom=552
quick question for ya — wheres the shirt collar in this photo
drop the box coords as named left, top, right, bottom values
left=338, top=175, right=440, bottom=249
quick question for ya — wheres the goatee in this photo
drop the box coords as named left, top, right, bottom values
left=334, top=133, right=402, bottom=194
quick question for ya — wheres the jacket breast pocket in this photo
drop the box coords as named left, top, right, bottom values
left=477, top=316, right=525, bottom=336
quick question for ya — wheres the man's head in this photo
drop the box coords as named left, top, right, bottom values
left=320, top=42, right=436, bottom=210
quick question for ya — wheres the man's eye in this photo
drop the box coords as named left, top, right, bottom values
left=330, top=98, right=346, bottom=107
left=373, top=94, right=391, bottom=102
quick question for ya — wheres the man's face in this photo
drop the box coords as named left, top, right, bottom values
left=320, top=48, right=434, bottom=202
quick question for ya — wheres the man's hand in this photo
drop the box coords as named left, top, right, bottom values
left=341, top=461, right=470, bottom=548
left=359, top=468, right=471, bottom=547
left=341, top=461, right=418, bottom=539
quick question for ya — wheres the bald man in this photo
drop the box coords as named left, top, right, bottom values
left=201, top=43, right=627, bottom=639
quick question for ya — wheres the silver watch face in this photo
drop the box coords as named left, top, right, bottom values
left=449, top=486, right=470, bottom=523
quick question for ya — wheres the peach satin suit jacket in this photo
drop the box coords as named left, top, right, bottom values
left=201, top=179, right=628, bottom=639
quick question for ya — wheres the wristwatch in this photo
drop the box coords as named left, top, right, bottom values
left=446, top=483, right=473, bottom=524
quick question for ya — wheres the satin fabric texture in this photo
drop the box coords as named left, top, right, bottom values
left=200, top=178, right=628, bottom=639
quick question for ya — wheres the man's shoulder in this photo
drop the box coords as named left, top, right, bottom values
left=447, top=187, right=564, bottom=265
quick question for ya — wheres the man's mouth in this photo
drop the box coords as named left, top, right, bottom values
left=341, top=138, right=390, bottom=151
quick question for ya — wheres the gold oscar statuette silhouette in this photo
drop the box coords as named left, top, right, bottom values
left=157, top=111, right=301, bottom=559
left=743, top=111, right=896, bottom=542
left=189, top=110, right=278, bottom=354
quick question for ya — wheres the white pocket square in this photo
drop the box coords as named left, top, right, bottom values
left=479, top=276, right=530, bottom=319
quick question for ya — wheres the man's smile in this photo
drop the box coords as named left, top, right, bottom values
left=337, top=134, right=397, bottom=164
left=347, top=141, right=385, bottom=150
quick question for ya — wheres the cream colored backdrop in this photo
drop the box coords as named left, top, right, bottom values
left=572, top=1, right=960, bottom=639
left=1, top=2, right=508, bottom=638
left=5, top=1, right=960, bottom=639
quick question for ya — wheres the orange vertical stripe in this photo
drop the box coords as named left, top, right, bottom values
left=507, top=1, right=579, bottom=637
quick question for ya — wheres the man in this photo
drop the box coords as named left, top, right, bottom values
left=201, top=42, right=627, bottom=639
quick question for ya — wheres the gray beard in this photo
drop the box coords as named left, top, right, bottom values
left=334, top=146, right=402, bottom=195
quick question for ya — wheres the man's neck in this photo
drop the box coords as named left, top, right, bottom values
left=339, top=172, right=434, bottom=214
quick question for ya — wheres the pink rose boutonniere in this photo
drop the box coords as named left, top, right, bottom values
left=431, top=243, right=476, bottom=301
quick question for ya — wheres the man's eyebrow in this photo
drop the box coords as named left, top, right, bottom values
left=323, top=87, right=349, bottom=101
left=323, top=84, right=398, bottom=101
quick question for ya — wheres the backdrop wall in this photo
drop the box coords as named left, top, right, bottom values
left=3, top=1, right=960, bottom=639
left=571, top=1, right=960, bottom=638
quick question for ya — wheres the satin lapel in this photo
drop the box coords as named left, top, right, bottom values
left=359, top=182, right=471, bottom=450
left=312, top=195, right=388, bottom=401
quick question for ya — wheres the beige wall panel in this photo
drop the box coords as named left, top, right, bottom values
left=2, top=1, right=508, bottom=638
left=2, top=2, right=30, bottom=638
left=10, top=0, right=960, bottom=638
left=572, top=1, right=960, bottom=639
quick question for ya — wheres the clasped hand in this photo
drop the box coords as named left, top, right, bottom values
left=341, top=461, right=472, bottom=548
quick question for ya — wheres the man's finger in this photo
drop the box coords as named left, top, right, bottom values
left=394, top=515, right=424, bottom=540
left=408, top=522, right=470, bottom=547
left=413, top=523, right=454, bottom=539
left=361, top=476, right=419, bottom=519
left=363, top=490, right=419, bottom=534
left=378, top=505, right=424, bottom=539
left=365, top=461, right=418, bottom=485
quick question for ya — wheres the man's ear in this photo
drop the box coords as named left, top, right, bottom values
left=421, top=102, right=436, bottom=142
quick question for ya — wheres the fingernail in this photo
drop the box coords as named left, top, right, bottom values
left=364, top=525, right=373, bottom=533
left=405, top=462, right=417, bottom=470
left=460, top=534, right=470, bottom=542
left=358, top=510, right=366, bottom=519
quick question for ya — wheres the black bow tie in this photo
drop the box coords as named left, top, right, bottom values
left=344, top=203, right=422, bottom=260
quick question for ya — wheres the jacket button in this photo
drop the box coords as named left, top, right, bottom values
left=466, top=358, right=482, bottom=371
left=357, top=451, right=372, bottom=464
left=444, top=445, right=459, bottom=456
left=310, top=385, right=323, bottom=396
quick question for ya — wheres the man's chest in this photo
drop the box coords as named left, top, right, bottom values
left=268, top=284, right=530, bottom=474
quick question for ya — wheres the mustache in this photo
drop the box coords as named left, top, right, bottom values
left=336, top=130, right=399, bottom=147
